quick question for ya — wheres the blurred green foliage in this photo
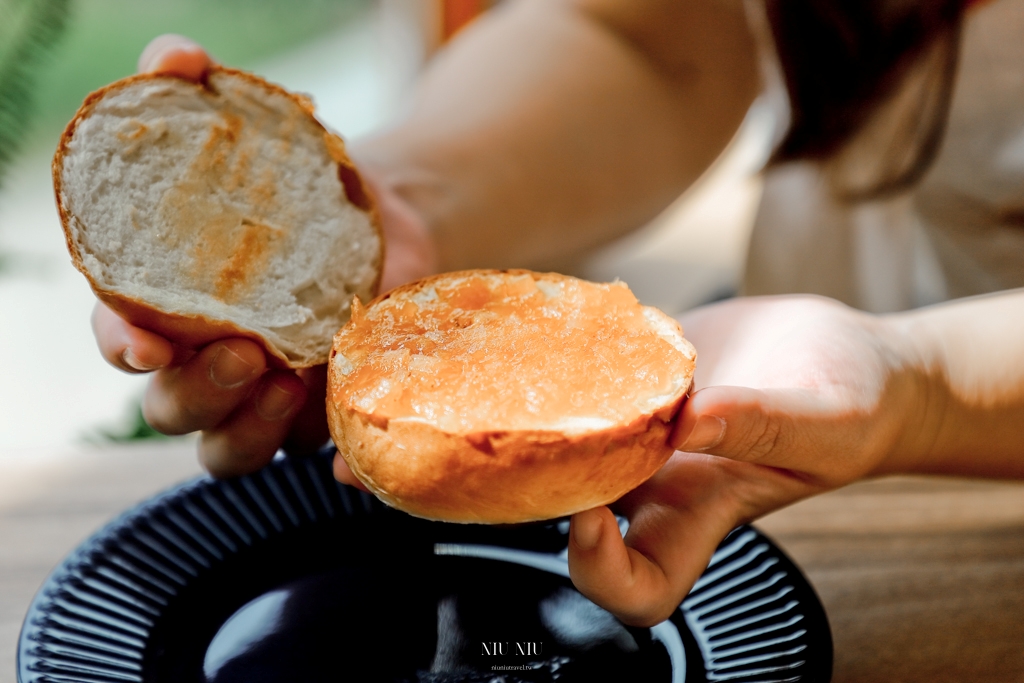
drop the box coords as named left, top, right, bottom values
left=0, top=0, right=70, bottom=178
left=25, top=0, right=370, bottom=152
left=89, top=400, right=169, bottom=444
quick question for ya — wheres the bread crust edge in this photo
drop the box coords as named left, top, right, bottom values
left=327, top=394, right=687, bottom=524
left=52, top=66, right=384, bottom=369
left=326, top=270, right=696, bottom=523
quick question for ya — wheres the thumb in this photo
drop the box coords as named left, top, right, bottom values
left=568, top=498, right=736, bottom=627
left=670, top=386, right=830, bottom=476
left=332, top=454, right=371, bottom=492
left=138, top=34, right=213, bottom=80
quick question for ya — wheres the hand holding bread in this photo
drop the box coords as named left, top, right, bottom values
left=84, top=36, right=434, bottom=476
left=567, top=295, right=958, bottom=625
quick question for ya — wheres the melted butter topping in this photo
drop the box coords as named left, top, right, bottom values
left=332, top=273, right=695, bottom=434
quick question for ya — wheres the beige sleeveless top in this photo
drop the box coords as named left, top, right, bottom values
left=744, top=0, right=1024, bottom=312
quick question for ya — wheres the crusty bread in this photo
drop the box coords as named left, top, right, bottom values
left=53, top=66, right=383, bottom=368
left=327, top=270, right=696, bottom=524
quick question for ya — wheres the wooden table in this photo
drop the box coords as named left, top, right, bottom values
left=760, top=476, right=1024, bottom=683
left=2, top=443, right=1024, bottom=683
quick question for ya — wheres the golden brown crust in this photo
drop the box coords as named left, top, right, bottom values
left=52, top=66, right=384, bottom=369
left=329, top=394, right=681, bottom=524
left=327, top=270, right=696, bottom=524
left=96, top=291, right=293, bottom=368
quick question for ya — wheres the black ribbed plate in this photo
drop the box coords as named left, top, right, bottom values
left=18, top=447, right=832, bottom=682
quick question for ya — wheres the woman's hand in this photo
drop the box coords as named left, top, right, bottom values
left=92, top=35, right=434, bottom=478
left=567, top=295, right=934, bottom=626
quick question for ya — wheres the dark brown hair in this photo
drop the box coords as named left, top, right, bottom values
left=766, top=0, right=969, bottom=199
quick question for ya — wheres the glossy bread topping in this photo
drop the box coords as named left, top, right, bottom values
left=331, top=272, right=695, bottom=435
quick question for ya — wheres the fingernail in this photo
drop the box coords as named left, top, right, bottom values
left=138, top=35, right=200, bottom=72
left=122, top=347, right=161, bottom=372
left=572, top=512, right=603, bottom=551
left=209, top=346, right=257, bottom=388
left=256, top=382, right=299, bottom=421
left=679, top=415, right=726, bottom=452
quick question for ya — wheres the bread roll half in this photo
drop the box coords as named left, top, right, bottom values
left=327, top=270, right=696, bottom=524
left=53, top=67, right=383, bottom=367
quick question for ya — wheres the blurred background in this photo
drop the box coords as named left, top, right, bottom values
left=0, top=0, right=769, bottom=454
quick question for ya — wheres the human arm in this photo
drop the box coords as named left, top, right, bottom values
left=350, top=0, right=758, bottom=270
left=567, top=289, right=1024, bottom=626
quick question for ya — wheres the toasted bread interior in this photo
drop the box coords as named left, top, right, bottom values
left=58, top=69, right=381, bottom=366
left=331, top=271, right=696, bottom=434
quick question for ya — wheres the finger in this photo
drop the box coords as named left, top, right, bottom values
left=568, top=503, right=730, bottom=627
left=143, top=339, right=265, bottom=435
left=671, top=385, right=857, bottom=482
left=357, top=171, right=437, bottom=292
left=281, top=365, right=332, bottom=456
left=92, top=301, right=174, bottom=373
left=570, top=444, right=820, bottom=627
left=199, top=371, right=308, bottom=477
left=332, top=456, right=371, bottom=492
left=138, top=34, right=213, bottom=80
